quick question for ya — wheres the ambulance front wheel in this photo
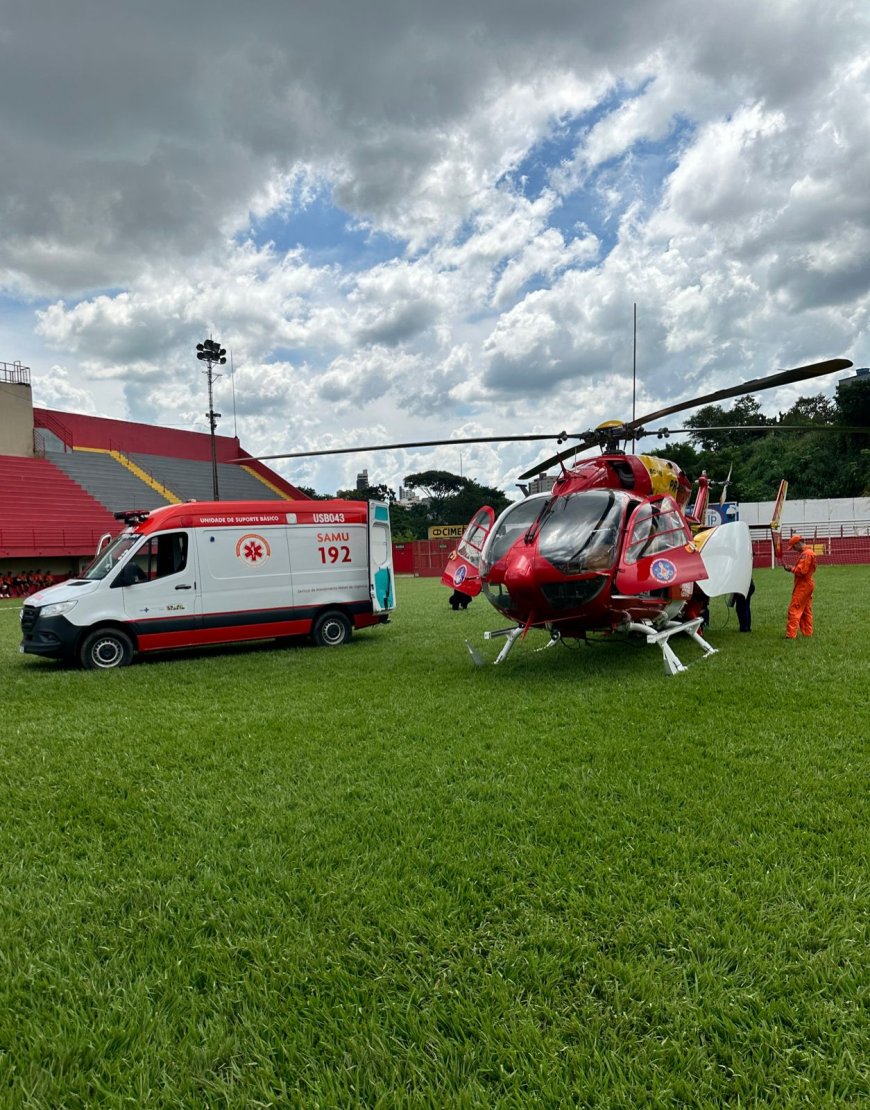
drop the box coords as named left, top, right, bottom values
left=79, top=628, right=134, bottom=669
left=312, top=610, right=352, bottom=647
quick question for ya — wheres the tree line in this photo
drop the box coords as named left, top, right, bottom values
left=646, top=377, right=868, bottom=503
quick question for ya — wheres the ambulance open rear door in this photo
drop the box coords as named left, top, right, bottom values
left=368, top=501, right=395, bottom=612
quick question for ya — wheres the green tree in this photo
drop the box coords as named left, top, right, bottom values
left=403, top=471, right=469, bottom=517
left=644, top=439, right=701, bottom=475
left=669, top=389, right=869, bottom=499
left=833, top=375, right=870, bottom=494
left=684, top=396, right=773, bottom=451
left=403, top=470, right=512, bottom=531
left=295, top=485, right=331, bottom=500
left=778, top=395, right=837, bottom=425
left=336, top=483, right=397, bottom=503
left=387, top=503, right=420, bottom=542
left=445, top=480, right=511, bottom=526
left=835, top=374, right=870, bottom=426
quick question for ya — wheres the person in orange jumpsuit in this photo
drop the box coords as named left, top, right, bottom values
left=784, top=534, right=817, bottom=638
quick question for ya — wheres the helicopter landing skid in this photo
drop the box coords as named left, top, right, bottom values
left=469, top=619, right=715, bottom=674
left=623, top=617, right=718, bottom=675
left=469, top=623, right=563, bottom=667
left=464, top=624, right=528, bottom=667
left=537, top=629, right=562, bottom=651
left=484, top=625, right=525, bottom=665
left=465, top=631, right=515, bottom=666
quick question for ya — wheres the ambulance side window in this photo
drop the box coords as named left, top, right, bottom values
left=142, top=532, right=189, bottom=580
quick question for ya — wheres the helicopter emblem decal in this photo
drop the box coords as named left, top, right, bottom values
left=453, top=565, right=468, bottom=586
left=650, top=558, right=677, bottom=584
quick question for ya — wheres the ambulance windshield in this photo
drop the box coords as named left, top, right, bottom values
left=80, top=533, right=141, bottom=581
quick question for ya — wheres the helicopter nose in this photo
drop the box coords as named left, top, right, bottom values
left=504, top=548, right=535, bottom=588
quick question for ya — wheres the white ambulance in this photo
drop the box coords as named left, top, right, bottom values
left=20, top=499, right=395, bottom=669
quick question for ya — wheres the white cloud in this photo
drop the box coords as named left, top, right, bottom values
left=30, top=365, right=101, bottom=416
left=2, top=0, right=868, bottom=495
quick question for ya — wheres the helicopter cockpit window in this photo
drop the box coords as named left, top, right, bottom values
left=536, top=490, right=626, bottom=576
left=625, top=497, right=691, bottom=563
left=480, top=494, right=549, bottom=576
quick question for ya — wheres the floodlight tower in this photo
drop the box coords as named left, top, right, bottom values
left=196, top=338, right=227, bottom=500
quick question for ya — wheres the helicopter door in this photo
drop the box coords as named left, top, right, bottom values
left=440, top=506, right=495, bottom=597
left=614, top=498, right=707, bottom=595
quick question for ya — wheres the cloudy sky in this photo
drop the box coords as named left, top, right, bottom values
left=2, top=0, right=868, bottom=495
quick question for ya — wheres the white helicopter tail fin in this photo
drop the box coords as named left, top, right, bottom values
left=695, top=521, right=753, bottom=598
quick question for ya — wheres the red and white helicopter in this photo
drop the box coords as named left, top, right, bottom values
left=253, top=357, right=854, bottom=673
left=440, top=358, right=853, bottom=672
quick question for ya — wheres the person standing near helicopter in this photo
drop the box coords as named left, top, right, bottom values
left=784, top=534, right=817, bottom=638
left=731, top=577, right=755, bottom=632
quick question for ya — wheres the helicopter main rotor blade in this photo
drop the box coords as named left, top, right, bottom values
left=626, top=357, right=853, bottom=430
left=517, top=357, right=853, bottom=480
left=516, top=432, right=601, bottom=481
left=240, top=432, right=578, bottom=463
left=640, top=423, right=870, bottom=438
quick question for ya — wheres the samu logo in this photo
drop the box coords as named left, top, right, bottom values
left=236, top=533, right=272, bottom=567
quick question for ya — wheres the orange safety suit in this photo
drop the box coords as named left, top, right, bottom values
left=786, top=547, right=817, bottom=638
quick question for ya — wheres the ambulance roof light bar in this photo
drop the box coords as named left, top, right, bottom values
left=113, top=508, right=150, bottom=521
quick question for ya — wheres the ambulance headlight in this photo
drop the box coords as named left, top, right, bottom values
left=41, top=600, right=78, bottom=618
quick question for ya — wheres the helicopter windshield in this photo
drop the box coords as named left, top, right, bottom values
left=480, top=494, right=550, bottom=576
left=536, top=489, right=627, bottom=575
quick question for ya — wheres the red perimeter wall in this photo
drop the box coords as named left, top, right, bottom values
left=392, top=539, right=459, bottom=577
left=753, top=536, right=870, bottom=568
left=395, top=535, right=870, bottom=577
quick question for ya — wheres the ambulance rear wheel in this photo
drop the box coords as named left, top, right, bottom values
left=79, top=628, right=134, bottom=670
left=313, top=611, right=352, bottom=647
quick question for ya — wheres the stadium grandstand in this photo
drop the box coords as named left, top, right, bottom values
left=1, top=360, right=306, bottom=590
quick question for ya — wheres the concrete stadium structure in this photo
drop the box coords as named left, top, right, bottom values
left=1, top=361, right=306, bottom=585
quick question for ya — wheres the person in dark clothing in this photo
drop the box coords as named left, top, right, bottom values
left=449, top=589, right=472, bottom=610
left=733, top=577, right=755, bottom=632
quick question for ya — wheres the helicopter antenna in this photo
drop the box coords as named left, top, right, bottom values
left=631, top=303, right=637, bottom=449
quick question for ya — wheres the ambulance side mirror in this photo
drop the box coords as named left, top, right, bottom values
left=112, top=563, right=145, bottom=588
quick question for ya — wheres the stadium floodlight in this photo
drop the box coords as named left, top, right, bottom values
left=197, top=336, right=225, bottom=500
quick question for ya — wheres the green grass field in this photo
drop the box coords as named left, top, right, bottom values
left=1, top=567, right=867, bottom=1108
